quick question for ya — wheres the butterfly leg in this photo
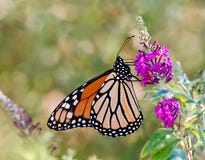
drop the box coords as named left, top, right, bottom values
left=132, top=75, right=141, bottom=82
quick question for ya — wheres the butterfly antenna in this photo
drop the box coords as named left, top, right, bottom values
left=116, top=35, right=135, bottom=58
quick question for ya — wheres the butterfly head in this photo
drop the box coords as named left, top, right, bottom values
left=113, top=56, right=132, bottom=80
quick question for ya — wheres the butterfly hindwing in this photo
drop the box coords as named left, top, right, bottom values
left=90, top=72, right=143, bottom=137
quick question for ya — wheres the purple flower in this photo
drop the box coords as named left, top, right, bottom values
left=0, top=90, right=42, bottom=137
left=155, top=98, right=180, bottom=128
left=13, top=107, right=33, bottom=129
left=134, top=41, right=173, bottom=86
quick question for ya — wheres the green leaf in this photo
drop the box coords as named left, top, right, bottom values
left=197, top=129, right=205, bottom=148
left=143, top=87, right=159, bottom=93
left=199, top=94, right=205, bottom=104
left=172, top=91, right=189, bottom=103
left=140, top=128, right=177, bottom=158
left=151, top=139, right=179, bottom=160
left=174, top=61, right=190, bottom=87
left=150, top=89, right=169, bottom=100
left=169, top=82, right=182, bottom=90
left=167, top=148, right=186, bottom=160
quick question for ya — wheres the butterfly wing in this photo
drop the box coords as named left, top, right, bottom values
left=47, top=69, right=113, bottom=131
left=47, top=56, right=143, bottom=137
left=90, top=72, right=143, bottom=137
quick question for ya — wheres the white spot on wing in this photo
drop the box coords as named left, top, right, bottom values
left=72, top=120, right=76, bottom=124
left=65, top=103, right=70, bottom=109
left=62, top=103, right=70, bottom=109
left=50, top=116, right=54, bottom=121
left=72, top=90, right=78, bottom=95
left=73, top=99, right=78, bottom=105
left=72, top=95, right=77, bottom=100
left=65, top=96, right=70, bottom=101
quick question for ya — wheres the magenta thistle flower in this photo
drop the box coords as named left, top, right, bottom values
left=155, top=98, right=180, bottom=128
left=134, top=41, right=173, bottom=86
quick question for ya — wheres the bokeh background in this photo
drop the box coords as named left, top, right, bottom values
left=0, top=0, right=205, bottom=159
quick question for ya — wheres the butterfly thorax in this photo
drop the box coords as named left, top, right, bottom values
left=113, top=56, right=132, bottom=80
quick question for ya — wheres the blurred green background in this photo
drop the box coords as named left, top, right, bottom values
left=0, top=0, right=205, bottom=159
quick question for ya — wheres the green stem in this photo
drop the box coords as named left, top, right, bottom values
left=184, top=106, right=205, bottom=125
left=182, top=133, right=193, bottom=160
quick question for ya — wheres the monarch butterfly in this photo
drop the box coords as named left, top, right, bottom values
left=47, top=36, right=143, bottom=137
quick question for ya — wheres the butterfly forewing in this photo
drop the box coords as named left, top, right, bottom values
left=47, top=70, right=113, bottom=131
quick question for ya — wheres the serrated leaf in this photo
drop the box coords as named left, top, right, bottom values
left=151, top=139, right=179, bottom=160
left=140, top=128, right=176, bottom=158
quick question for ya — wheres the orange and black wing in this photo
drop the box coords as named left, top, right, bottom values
left=47, top=56, right=143, bottom=137
left=47, top=69, right=113, bottom=131
left=90, top=72, right=143, bottom=137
